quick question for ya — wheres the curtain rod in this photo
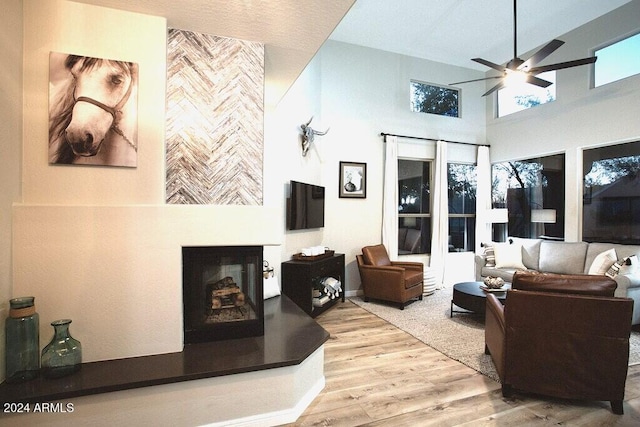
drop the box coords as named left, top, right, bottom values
left=380, top=132, right=489, bottom=147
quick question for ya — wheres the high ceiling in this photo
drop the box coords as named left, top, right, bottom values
left=69, top=0, right=633, bottom=95
left=330, top=0, right=632, bottom=70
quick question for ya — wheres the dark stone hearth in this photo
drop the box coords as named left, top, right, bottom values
left=0, top=296, right=329, bottom=404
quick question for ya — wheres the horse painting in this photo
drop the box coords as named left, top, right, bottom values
left=49, top=52, right=138, bottom=167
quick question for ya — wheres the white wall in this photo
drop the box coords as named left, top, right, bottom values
left=486, top=1, right=640, bottom=241
left=314, top=41, right=487, bottom=290
left=12, top=0, right=280, bottom=364
left=0, top=0, right=23, bottom=382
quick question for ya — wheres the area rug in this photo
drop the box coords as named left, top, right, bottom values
left=350, top=289, right=640, bottom=383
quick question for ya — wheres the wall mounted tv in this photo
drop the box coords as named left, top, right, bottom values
left=287, top=180, right=325, bottom=230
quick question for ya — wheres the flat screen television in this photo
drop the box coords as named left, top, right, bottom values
left=287, top=180, right=325, bottom=230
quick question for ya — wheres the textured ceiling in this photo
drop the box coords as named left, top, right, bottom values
left=330, top=0, right=633, bottom=70
left=70, top=0, right=357, bottom=105
left=69, top=0, right=633, bottom=98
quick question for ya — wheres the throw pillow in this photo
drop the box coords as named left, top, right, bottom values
left=620, top=255, right=639, bottom=275
left=588, top=248, right=618, bottom=275
left=482, top=242, right=496, bottom=267
left=494, top=242, right=526, bottom=270
left=263, top=276, right=281, bottom=299
left=607, top=255, right=639, bottom=278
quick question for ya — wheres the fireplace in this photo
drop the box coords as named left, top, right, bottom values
left=182, top=246, right=264, bottom=343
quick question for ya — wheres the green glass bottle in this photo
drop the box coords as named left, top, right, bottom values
left=41, top=319, right=82, bottom=378
left=5, top=297, right=40, bottom=383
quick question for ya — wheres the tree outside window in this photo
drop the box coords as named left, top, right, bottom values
left=448, top=163, right=477, bottom=251
left=398, top=159, right=431, bottom=254
left=583, top=141, right=640, bottom=244
left=410, top=81, right=459, bottom=118
left=492, top=154, right=565, bottom=240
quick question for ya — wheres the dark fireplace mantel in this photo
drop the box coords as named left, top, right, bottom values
left=0, top=296, right=329, bottom=404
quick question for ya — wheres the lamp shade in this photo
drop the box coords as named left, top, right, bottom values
left=488, top=208, right=508, bottom=224
left=531, top=209, right=557, bottom=223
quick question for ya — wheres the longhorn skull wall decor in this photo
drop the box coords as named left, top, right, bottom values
left=300, top=117, right=329, bottom=156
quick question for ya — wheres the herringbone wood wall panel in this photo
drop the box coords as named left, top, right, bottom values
left=166, top=29, right=264, bottom=205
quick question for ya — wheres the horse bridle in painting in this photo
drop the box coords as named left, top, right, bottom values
left=73, top=73, right=137, bottom=152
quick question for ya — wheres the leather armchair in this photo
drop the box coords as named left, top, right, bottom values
left=485, top=271, right=634, bottom=414
left=356, top=244, right=423, bottom=309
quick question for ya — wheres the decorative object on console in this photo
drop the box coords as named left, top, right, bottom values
left=300, top=116, right=329, bottom=156
left=292, top=249, right=335, bottom=262
left=5, top=297, right=40, bottom=383
left=41, top=319, right=82, bottom=379
left=339, top=161, right=367, bottom=198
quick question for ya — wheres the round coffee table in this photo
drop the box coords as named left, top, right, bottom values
left=450, top=281, right=511, bottom=317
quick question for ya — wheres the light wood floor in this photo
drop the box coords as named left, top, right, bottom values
left=286, top=300, right=640, bottom=426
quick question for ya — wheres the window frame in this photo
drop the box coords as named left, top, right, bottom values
left=592, top=30, right=640, bottom=88
left=496, top=71, right=556, bottom=118
left=447, top=162, right=477, bottom=252
left=410, top=80, right=461, bottom=118
left=491, top=153, right=565, bottom=241
left=398, top=157, right=433, bottom=255
left=582, top=141, right=640, bottom=244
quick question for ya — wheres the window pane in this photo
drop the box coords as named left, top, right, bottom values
left=492, top=154, right=565, bottom=240
left=594, top=32, right=640, bottom=87
left=399, top=159, right=430, bottom=214
left=449, top=217, right=476, bottom=252
left=583, top=141, right=640, bottom=244
left=410, top=81, right=459, bottom=117
left=497, top=71, right=556, bottom=117
left=399, top=217, right=431, bottom=255
left=448, top=163, right=477, bottom=214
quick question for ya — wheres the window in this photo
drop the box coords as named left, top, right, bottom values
left=594, top=32, right=640, bottom=87
left=583, top=141, right=640, bottom=244
left=497, top=71, right=556, bottom=117
left=492, top=154, right=565, bottom=240
left=448, top=163, right=477, bottom=252
left=410, top=81, right=459, bottom=117
left=398, top=159, right=431, bottom=254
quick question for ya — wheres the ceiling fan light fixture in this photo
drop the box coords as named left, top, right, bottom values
left=449, top=0, right=598, bottom=97
left=504, top=70, right=528, bottom=87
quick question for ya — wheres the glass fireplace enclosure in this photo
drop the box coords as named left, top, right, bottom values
left=182, top=246, right=264, bottom=344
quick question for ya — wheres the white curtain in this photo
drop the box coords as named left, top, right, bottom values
left=430, top=140, right=448, bottom=287
left=475, top=145, right=492, bottom=253
left=382, top=135, right=399, bottom=259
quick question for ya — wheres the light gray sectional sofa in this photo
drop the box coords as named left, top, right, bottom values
left=475, top=238, right=640, bottom=325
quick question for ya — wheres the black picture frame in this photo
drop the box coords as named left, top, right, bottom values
left=339, top=161, right=367, bottom=199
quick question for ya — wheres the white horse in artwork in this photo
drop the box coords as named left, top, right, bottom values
left=49, top=53, right=138, bottom=167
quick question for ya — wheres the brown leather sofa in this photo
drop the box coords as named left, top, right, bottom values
left=485, top=271, right=634, bottom=414
left=356, top=244, right=423, bottom=309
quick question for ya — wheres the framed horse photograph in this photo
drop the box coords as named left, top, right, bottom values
left=48, top=52, right=139, bottom=168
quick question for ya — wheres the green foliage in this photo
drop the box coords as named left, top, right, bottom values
left=411, top=82, right=459, bottom=117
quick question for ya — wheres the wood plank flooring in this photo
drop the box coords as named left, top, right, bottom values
left=286, top=300, right=640, bottom=426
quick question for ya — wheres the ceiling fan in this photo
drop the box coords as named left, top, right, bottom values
left=451, top=0, right=597, bottom=96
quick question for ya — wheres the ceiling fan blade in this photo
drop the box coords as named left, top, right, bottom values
left=472, top=58, right=508, bottom=72
left=450, top=76, right=503, bottom=85
left=519, top=39, right=565, bottom=70
left=525, top=75, right=553, bottom=88
left=482, top=80, right=506, bottom=97
left=530, top=56, right=597, bottom=74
